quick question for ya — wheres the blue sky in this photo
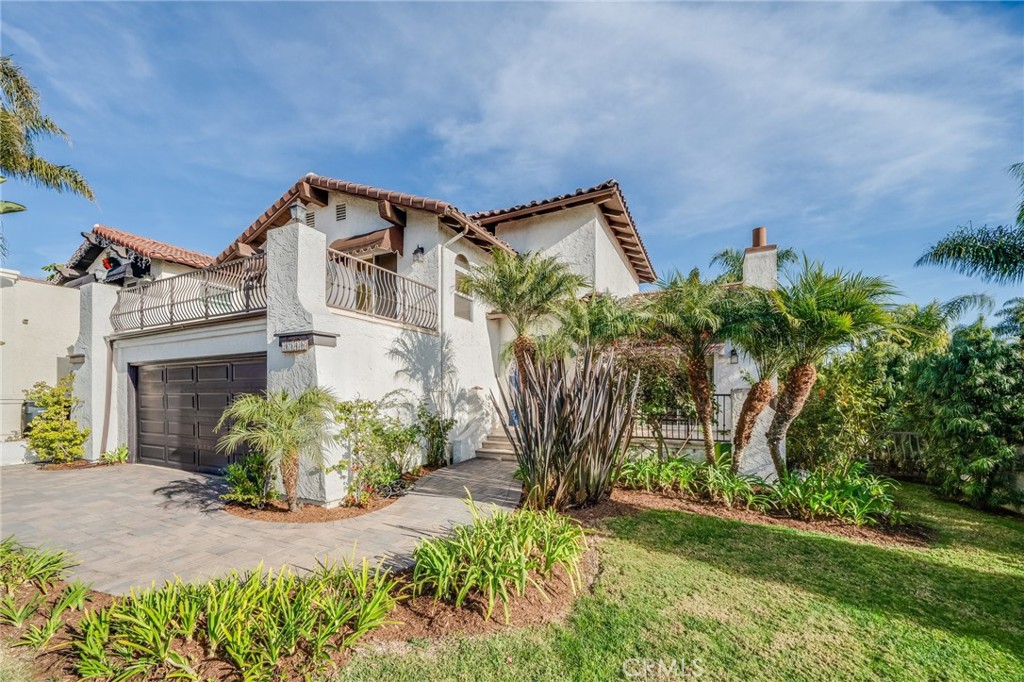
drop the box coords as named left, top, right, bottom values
left=2, top=1, right=1022, bottom=307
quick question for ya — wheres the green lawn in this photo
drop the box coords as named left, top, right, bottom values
left=337, top=485, right=1024, bottom=681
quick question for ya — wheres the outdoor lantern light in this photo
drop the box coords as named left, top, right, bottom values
left=413, top=245, right=425, bottom=262
left=289, top=201, right=307, bottom=224
left=730, top=348, right=739, bottom=364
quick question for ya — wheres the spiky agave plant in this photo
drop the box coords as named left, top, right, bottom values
left=216, top=388, right=337, bottom=511
left=495, top=350, right=638, bottom=510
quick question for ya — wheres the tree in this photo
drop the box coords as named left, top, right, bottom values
left=908, top=323, right=1024, bottom=509
left=216, top=388, right=337, bottom=512
left=1, top=55, right=94, bottom=257
left=916, top=163, right=1024, bottom=286
left=994, top=297, right=1024, bottom=341
left=648, top=268, right=736, bottom=465
left=765, top=259, right=899, bottom=478
left=458, top=249, right=587, bottom=377
left=727, top=287, right=789, bottom=472
left=786, top=295, right=990, bottom=472
left=710, top=246, right=797, bottom=283
left=1, top=55, right=94, bottom=199
left=539, top=292, right=646, bottom=358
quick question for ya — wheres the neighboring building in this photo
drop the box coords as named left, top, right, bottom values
left=62, top=173, right=779, bottom=502
left=56, top=224, right=215, bottom=288
left=0, top=269, right=80, bottom=464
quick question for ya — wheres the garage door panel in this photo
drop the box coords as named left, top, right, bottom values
left=139, top=419, right=165, bottom=436
left=197, top=364, right=230, bottom=382
left=135, top=355, right=265, bottom=474
left=165, top=394, right=197, bottom=410
left=138, top=444, right=166, bottom=464
left=197, top=393, right=230, bottom=411
left=138, top=394, right=164, bottom=410
left=232, top=361, right=265, bottom=382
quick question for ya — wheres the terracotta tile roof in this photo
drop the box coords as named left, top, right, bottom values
left=470, top=180, right=656, bottom=283
left=215, top=173, right=511, bottom=263
left=90, top=225, right=215, bottom=268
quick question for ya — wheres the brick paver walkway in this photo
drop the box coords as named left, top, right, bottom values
left=0, top=459, right=519, bottom=594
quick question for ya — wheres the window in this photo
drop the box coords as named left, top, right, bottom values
left=454, top=254, right=472, bottom=320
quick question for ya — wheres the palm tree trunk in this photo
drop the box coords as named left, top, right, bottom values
left=686, top=356, right=716, bottom=465
left=512, top=334, right=537, bottom=381
left=766, top=363, right=818, bottom=479
left=281, top=450, right=301, bottom=512
left=731, top=378, right=775, bottom=474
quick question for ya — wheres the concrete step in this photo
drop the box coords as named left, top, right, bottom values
left=475, top=448, right=517, bottom=463
left=480, top=437, right=514, bottom=451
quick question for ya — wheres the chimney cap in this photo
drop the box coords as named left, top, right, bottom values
left=752, top=226, right=768, bottom=248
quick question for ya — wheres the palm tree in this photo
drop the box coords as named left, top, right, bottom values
left=216, top=388, right=337, bottom=512
left=539, top=292, right=646, bottom=358
left=1, top=56, right=94, bottom=199
left=727, top=287, right=789, bottom=473
left=916, top=163, right=1024, bottom=286
left=765, top=259, right=900, bottom=478
left=994, top=297, right=1024, bottom=341
left=710, top=246, right=797, bottom=283
left=649, top=268, right=735, bottom=465
left=458, top=249, right=587, bottom=377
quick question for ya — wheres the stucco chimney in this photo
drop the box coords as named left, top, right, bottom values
left=742, top=227, right=777, bottom=290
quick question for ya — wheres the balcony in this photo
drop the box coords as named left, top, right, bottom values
left=325, top=249, right=438, bottom=331
left=110, top=254, right=267, bottom=333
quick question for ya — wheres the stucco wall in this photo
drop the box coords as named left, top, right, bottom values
left=0, top=270, right=80, bottom=442
left=493, top=204, right=640, bottom=297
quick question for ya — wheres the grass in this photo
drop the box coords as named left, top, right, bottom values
left=336, top=484, right=1024, bottom=681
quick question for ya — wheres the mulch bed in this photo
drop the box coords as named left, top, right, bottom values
left=221, top=467, right=437, bottom=524
left=2, top=547, right=602, bottom=682
left=223, top=496, right=397, bottom=523
left=36, top=460, right=120, bottom=471
left=570, top=487, right=934, bottom=548
left=365, top=546, right=601, bottom=649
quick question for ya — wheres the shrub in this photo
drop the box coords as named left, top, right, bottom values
left=23, top=375, right=89, bottom=464
left=220, top=452, right=278, bottom=508
left=907, top=324, right=1024, bottom=509
left=336, top=398, right=419, bottom=506
left=618, top=454, right=900, bottom=525
left=71, top=559, right=399, bottom=680
left=0, top=536, right=73, bottom=594
left=415, top=402, right=456, bottom=468
left=100, top=444, right=129, bottom=465
left=412, top=499, right=587, bottom=622
left=618, top=451, right=768, bottom=510
left=495, top=351, right=638, bottom=510
left=772, top=463, right=902, bottom=526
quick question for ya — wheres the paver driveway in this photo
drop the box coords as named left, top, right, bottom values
left=0, top=459, right=519, bottom=594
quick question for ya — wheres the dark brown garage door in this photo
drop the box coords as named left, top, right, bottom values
left=135, top=355, right=266, bottom=473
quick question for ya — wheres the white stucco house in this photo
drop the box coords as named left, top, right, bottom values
left=56, top=174, right=778, bottom=504
left=0, top=270, right=80, bottom=464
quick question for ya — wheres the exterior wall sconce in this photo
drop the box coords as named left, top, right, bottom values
left=289, top=201, right=307, bottom=225
left=412, top=245, right=425, bottom=263
left=730, top=348, right=739, bottom=364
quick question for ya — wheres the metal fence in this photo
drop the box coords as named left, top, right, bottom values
left=110, top=254, right=267, bottom=333
left=633, top=394, right=733, bottom=443
left=325, top=249, right=438, bottom=331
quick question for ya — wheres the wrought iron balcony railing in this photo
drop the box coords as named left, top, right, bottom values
left=110, top=254, right=267, bottom=333
left=325, top=249, right=438, bottom=331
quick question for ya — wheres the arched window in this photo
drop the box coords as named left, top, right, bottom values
left=454, top=254, right=472, bottom=320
